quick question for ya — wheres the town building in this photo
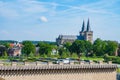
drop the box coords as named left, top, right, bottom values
left=8, top=42, right=22, bottom=56
left=56, top=19, right=93, bottom=45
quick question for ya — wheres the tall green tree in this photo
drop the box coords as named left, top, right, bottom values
left=58, top=47, right=69, bottom=58
left=70, top=40, right=85, bottom=57
left=22, top=41, right=36, bottom=57
left=4, top=43, right=10, bottom=48
left=93, top=38, right=106, bottom=56
left=3, top=51, right=8, bottom=58
left=71, top=53, right=78, bottom=59
left=61, top=52, right=68, bottom=58
left=63, top=42, right=72, bottom=52
left=38, top=42, right=53, bottom=56
left=118, top=44, right=120, bottom=56
left=58, top=47, right=66, bottom=57
left=0, top=46, right=7, bottom=56
left=105, top=41, right=118, bottom=56
left=93, top=38, right=118, bottom=56
left=84, top=40, right=93, bottom=56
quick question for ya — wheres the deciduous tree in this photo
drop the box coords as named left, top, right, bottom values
left=22, top=41, right=36, bottom=57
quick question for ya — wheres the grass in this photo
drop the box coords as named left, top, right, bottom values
left=0, top=56, right=105, bottom=62
left=117, top=68, right=120, bottom=73
left=80, top=57, right=104, bottom=61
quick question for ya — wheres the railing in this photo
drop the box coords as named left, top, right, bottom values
left=0, top=60, right=113, bottom=66
left=0, top=61, right=117, bottom=70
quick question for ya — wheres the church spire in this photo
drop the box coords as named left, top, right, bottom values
left=81, top=20, right=85, bottom=32
left=87, top=18, right=90, bottom=31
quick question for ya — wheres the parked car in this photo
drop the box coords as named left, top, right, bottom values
left=54, top=59, right=70, bottom=64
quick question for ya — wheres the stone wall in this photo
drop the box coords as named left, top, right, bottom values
left=0, top=61, right=117, bottom=80
left=1, top=71, right=116, bottom=80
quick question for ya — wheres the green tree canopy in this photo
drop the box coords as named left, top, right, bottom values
left=105, top=41, right=118, bottom=56
left=71, top=53, right=78, bottom=59
left=3, top=43, right=10, bottom=48
left=118, top=44, right=120, bottom=56
left=93, top=38, right=118, bottom=56
left=84, top=40, right=93, bottom=56
left=63, top=42, right=72, bottom=51
left=0, top=46, right=7, bottom=56
left=22, top=41, right=36, bottom=57
left=70, top=40, right=85, bottom=56
left=93, top=38, right=106, bottom=56
left=37, top=42, right=54, bottom=56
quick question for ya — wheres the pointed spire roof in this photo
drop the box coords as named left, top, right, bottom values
left=87, top=18, right=91, bottom=31
left=81, top=20, right=85, bottom=32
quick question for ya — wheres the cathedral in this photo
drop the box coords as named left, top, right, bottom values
left=56, top=19, right=93, bottom=45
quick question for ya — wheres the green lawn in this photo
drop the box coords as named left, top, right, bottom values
left=80, top=57, right=104, bottom=61
left=0, top=56, right=104, bottom=62
left=117, top=68, right=120, bottom=73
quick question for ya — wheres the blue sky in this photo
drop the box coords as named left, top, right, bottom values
left=0, top=0, right=120, bottom=42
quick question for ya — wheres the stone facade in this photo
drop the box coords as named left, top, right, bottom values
left=56, top=35, right=78, bottom=45
left=56, top=19, right=93, bottom=45
left=0, top=61, right=117, bottom=80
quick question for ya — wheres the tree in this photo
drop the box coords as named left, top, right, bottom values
left=93, top=38, right=118, bottom=56
left=38, top=42, right=55, bottom=57
left=84, top=40, right=93, bottom=56
left=0, top=46, right=7, bottom=56
left=71, top=53, right=78, bottom=59
left=70, top=40, right=85, bottom=58
left=4, top=43, right=10, bottom=48
left=93, top=38, right=106, bottom=56
left=58, top=47, right=66, bottom=57
left=29, top=52, right=34, bottom=58
left=61, top=52, right=68, bottom=58
left=22, top=41, right=36, bottom=57
left=63, top=42, right=72, bottom=52
left=105, top=41, right=118, bottom=56
left=118, top=44, right=120, bottom=56
left=3, top=51, right=8, bottom=58
left=41, top=53, right=47, bottom=58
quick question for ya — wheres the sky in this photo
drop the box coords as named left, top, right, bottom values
left=0, top=0, right=120, bottom=42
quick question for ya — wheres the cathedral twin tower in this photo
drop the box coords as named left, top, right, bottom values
left=56, top=19, right=93, bottom=45
left=80, top=19, right=93, bottom=43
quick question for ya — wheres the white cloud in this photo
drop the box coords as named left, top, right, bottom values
left=40, top=16, right=48, bottom=22
left=53, top=0, right=119, bottom=17
left=0, top=0, right=120, bottom=42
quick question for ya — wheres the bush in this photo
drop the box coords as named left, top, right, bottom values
left=71, top=53, right=78, bottom=59
left=104, top=56, right=120, bottom=64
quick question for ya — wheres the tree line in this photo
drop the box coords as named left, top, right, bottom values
left=21, top=38, right=119, bottom=59
left=0, top=39, right=119, bottom=60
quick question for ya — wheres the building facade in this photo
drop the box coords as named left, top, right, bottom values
left=56, top=19, right=93, bottom=45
